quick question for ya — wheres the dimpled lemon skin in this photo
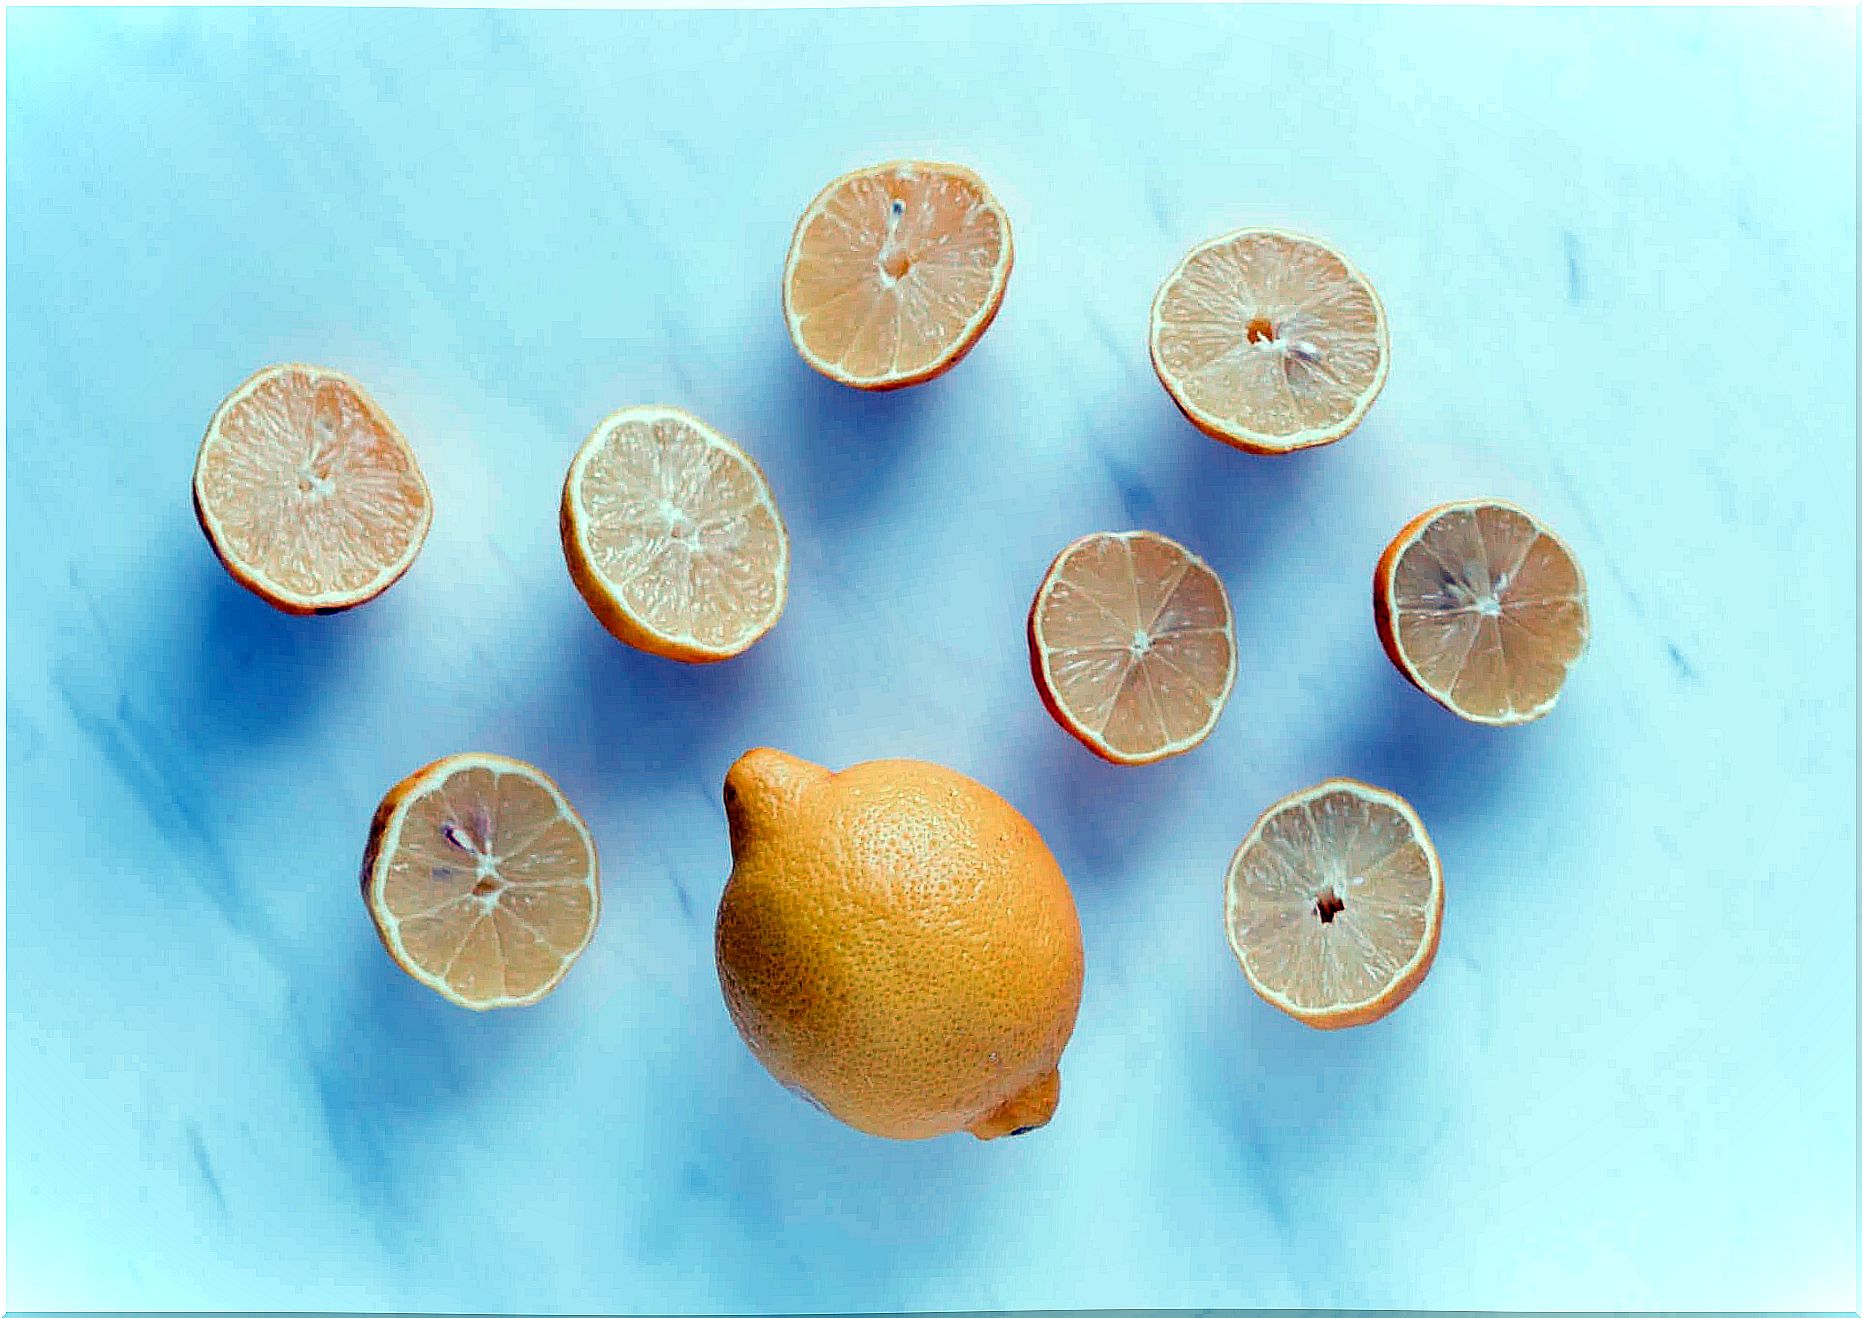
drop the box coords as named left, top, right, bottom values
left=715, top=749, right=1086, bottom=1141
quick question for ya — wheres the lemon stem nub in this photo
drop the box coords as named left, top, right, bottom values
left=1315, top=886, right=1345, bottom=923
left=967, top=1068, right=1061, bottom=1140
left=723, top=748, right=824, bottom=843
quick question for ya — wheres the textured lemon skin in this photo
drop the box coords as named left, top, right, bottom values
left=715, top=749, right=1085, bottom=1140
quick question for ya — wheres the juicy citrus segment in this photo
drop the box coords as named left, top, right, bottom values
left=561, top=406, right=788, bottom=662
left=193, top=364, right=431, bottom=613
left=1029, top=531, right=1237, bottom=765
left=1224, top=778, right=1442, bottom=1030
left=362, top=753, right=599, bottom=1011
left=1150, top=229, right=1389, bottom=453
left=1375, top=500, right=1590, bottom=726
left=783, top=161, right=1013, bottom=390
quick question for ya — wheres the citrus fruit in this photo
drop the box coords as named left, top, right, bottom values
left=193, top=363, right=433, bottom=614
left=715, top=749, right=1084, bottom=1140
left=1027, top=530, right=1237, bottom=765
left=560, top=405, right=788, bottom=663
left=782, top=160, right=1013, bottom=390
left=1150, top=228, right=1389, bottom=454
left=361, top=753, right=599, bottom=1011
left=1373, top=499, right=1590, bottom=726
left=1224, top=778, right=1442, bottom=1030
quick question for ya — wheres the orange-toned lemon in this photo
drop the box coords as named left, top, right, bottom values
left=1150, top=229, right=1389, bottom=453
left=782, top=160, right=1013, bottom=390
left=193, top=364, right=432, bottom=613
left=1374, top=499, right=1590, bottom=725
left=362, top=753, right=599, bottom=1010
left=1028, top=530, right=1237, bottom=765
left=561, top=406, right=789, bottom=663
left=715, top=749, right=1083, bottom=1140
left=1225, top=778, right=1442, bottom=1030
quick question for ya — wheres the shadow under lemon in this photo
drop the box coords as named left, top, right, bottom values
left=994, top=398, right=1330, bottom=893
left=984, top=420, right=1312, bottom=1077
left=1143, top=382, right=1347, bottom=571
left=180, top=534, right=378, bottom=750
left=55, top=527, right=393, bottom=946
left=523, top=585, right=789, bottom=800
left=1177, top=634, right=1559, bottom=1213
left=752, top=311, right=972, bottom=532
left=1329, top=639, right=1539, bottom=828
left=589, top=743, right=1059, bottom=1311
left=1003, top=701, right=1198, bottom=889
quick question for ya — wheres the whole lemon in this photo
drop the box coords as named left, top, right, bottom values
left=715, top=749, right=1085, bottom=1140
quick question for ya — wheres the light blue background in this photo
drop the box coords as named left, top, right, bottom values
left=6, top=6, right=1857, bottom=1312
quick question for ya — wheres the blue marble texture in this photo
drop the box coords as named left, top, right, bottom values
left=6, top=5, right=1857, bottom=1312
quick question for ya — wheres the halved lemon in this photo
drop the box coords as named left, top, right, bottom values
left=1224, top=778, right=1442, bottom=1030
left=1028, top=530, right=1237, bottom=765
left=1150, top=228, right=1389, bottom=454
left=193, top=364, right=433, bottom=613
left=1374, top=499, right=1590, bottom=726
left=560, top=406, right=789, bottom=663
left=362, top=753, right=599, bottom=1011
left=782, top=160, right=1013, bottom=390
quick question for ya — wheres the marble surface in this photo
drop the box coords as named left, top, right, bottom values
left=6, top=5, right=1857, bottom=1313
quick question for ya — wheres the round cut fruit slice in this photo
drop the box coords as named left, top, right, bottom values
left=1150, top=228, right=1389, bottom=454
left=362, top=753, right=599, bottom=1011
left=1374, top=499, right=1590, bottom=726
left=783, top=160, right=1013, bottom=390
left=193, top=364, right=433, bottom=613
left=1225, top=778, right=1442, bottom=1030
left=1028, top=530, right=1237, bottom=765
left=561, top=406, right=789, bottom=663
